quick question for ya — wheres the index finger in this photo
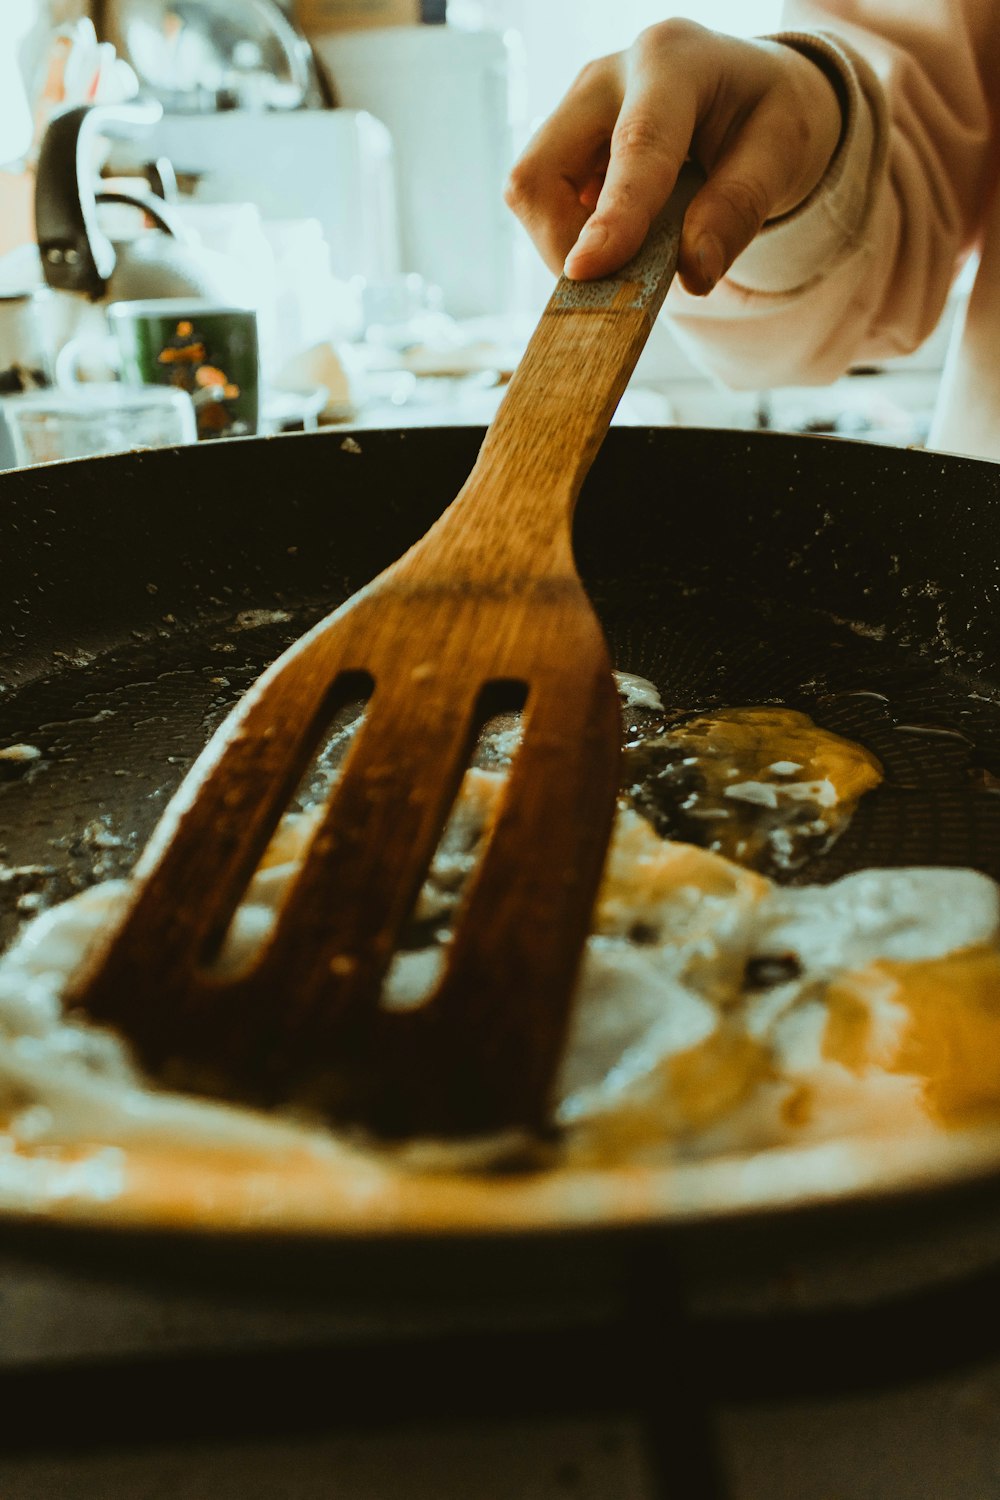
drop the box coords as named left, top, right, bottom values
left=505, top=59, right=624, bottom=274
left=564, top=60, right=697, bottom=279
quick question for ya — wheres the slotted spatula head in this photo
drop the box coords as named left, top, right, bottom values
left=65, top=168, right=702, bottom=1138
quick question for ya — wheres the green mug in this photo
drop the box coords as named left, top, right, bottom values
left=106, top=299, right=260, bottom=441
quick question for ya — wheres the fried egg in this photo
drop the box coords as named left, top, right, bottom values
left=0, top=676, right=998, bottom=1179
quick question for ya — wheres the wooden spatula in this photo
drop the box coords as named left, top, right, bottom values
left=66, top=167, right=701, bottom=1138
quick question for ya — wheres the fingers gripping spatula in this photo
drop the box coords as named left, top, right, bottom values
left=66, top=168, right=701, bottom=1138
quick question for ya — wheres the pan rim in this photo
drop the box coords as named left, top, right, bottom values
left=2, top=1109, right=1000, bottom=1241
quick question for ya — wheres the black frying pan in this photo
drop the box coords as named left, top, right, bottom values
left=3, top=424, right=1000, bottom=1319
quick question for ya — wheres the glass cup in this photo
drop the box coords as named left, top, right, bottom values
left=3, top=383, right=197, bottom=466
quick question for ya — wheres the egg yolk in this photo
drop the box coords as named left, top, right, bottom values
left=825, top=947, right=1000, bottom=1122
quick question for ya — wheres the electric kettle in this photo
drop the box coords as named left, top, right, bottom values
left=34, top=101, right=248, bottom=306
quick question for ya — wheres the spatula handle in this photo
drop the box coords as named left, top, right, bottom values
left=549, top=159, right=703, bottom=323
left=435, top=162, right=704, bottom=571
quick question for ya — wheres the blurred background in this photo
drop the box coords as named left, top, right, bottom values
left=0, top=0, right=951, bottom=457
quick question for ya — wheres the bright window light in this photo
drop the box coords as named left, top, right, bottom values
left=497, top=1, right=786, bottom=124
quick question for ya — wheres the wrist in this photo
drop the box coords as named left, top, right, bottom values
left=769, top=37, right=848, bottom=217
left=721, top=31, right=880, bottom=297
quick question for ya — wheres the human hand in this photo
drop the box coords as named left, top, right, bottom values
left=504, top=20, right=844, bottom=294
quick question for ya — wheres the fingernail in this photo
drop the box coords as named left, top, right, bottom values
left=565, top=219, right=608, bottom=272
left=694, top=232, right=725, bottom=291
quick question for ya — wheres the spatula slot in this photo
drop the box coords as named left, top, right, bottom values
left=286, top=673, right=375, bottom=811
left=200, top=668, right=375, bottom=976
left=380, top=678, right=530, bottom=1013
left=473, top=680, right=530, bottom=769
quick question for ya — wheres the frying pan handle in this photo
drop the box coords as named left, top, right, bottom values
left=35, top=100, right=164, bottom=300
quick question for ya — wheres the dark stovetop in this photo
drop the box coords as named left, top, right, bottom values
left=3, top=1245, right=1000, bottom=1498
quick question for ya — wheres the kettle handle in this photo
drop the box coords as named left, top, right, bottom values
left=95, top=190, right=187, bottom=239
left=35, top=101, right=164, bottom=300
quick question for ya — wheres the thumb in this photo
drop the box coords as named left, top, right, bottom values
left=679, top=103, right=831, bottom=293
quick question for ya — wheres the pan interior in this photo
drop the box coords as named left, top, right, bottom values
left=1, top=425, right=1000, bottom=1231
left=3, top=576, right=1000, bottom=953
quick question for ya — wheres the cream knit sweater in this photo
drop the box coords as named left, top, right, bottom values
left=668, top=0, right=1000, bottom=460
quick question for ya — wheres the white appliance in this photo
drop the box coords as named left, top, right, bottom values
left=0, top=0, right=34, bottom=167
left=108, top=107, right=402, bottom=283
left=312, top=25, right=525, bottom=317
